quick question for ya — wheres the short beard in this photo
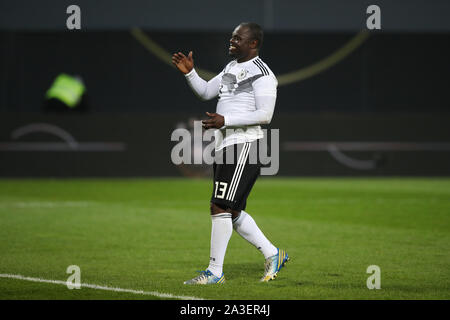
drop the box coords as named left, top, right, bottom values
left=228, top=51, right=241, bottom=59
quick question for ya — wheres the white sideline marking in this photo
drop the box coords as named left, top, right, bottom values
left=0, top=274, right=205, bottom=300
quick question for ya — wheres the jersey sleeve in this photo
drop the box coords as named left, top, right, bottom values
left=224, top=75, right=277, bottom=126
left=185, top=68, right=223, bottom=101
left=252, top=74, right=277, bottom=97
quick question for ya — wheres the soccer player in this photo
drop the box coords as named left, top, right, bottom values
left=172, top=22, right=289, bottom=284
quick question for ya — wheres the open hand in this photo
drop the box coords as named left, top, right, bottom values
left=172, top=51, right=194, bottom=74
left=202, top=112, right=225, bottom=129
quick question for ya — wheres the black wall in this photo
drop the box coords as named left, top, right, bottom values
left=2, top=0, right=450, bottom=32
left=2, top=2, right=449, bottom=177
left=1, top=31, right=450, bottom=114
left=1, top=113, right=449, bottom=177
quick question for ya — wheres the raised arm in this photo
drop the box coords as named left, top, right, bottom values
left=185, top=69, right=222, bottom=101
left=172, top=51, right=222, bottom=101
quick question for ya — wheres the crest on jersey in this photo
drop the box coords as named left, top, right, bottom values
left=221, top=73, right=237, bottom=93
left=237, top=69, right=247, bottom=80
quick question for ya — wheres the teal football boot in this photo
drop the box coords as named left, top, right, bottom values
left=184, top=270, right=225, bottom=285
left=260, top=248, right=289, bottom=282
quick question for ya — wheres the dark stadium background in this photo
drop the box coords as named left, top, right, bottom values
left=1, top=0, right=449, bottom=177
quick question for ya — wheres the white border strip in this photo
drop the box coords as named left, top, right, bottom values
left=228, top=143, right=250, bottom=201
left=226, top=143, right=248, bottom=200
left=226, top=142, right=250, bottom=201
left=0, top=273, right=205, bottom=300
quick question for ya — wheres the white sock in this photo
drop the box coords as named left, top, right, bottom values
left=207, top=212, right=233, bottom=278
left=232, top=210, right=278, bottom=259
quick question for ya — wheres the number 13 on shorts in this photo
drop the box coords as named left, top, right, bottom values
left=214, top=181, right=228, bottom=199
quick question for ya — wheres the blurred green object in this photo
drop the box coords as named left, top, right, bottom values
left=45, top=73, right=86, bottom=108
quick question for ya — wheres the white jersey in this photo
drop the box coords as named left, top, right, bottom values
left=185, top=56, right=278, bottom=151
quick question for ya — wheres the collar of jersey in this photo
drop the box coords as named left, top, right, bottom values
left=235, top=56, right=260, bottom=65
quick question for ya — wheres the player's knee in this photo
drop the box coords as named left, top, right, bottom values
left=210, top=202, right=226, bottom=215
left=230, top=210, right=241, bottom=220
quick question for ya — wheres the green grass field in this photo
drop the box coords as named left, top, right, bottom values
left=0, top=178, right=449, bottom=300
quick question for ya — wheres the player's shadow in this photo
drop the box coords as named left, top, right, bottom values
left=227, top=262, right=261, bottom=276
left=226, top=262, right=308, bottom=287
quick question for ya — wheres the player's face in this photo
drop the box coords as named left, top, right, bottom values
left=228, top=25, right=255, bottom=60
